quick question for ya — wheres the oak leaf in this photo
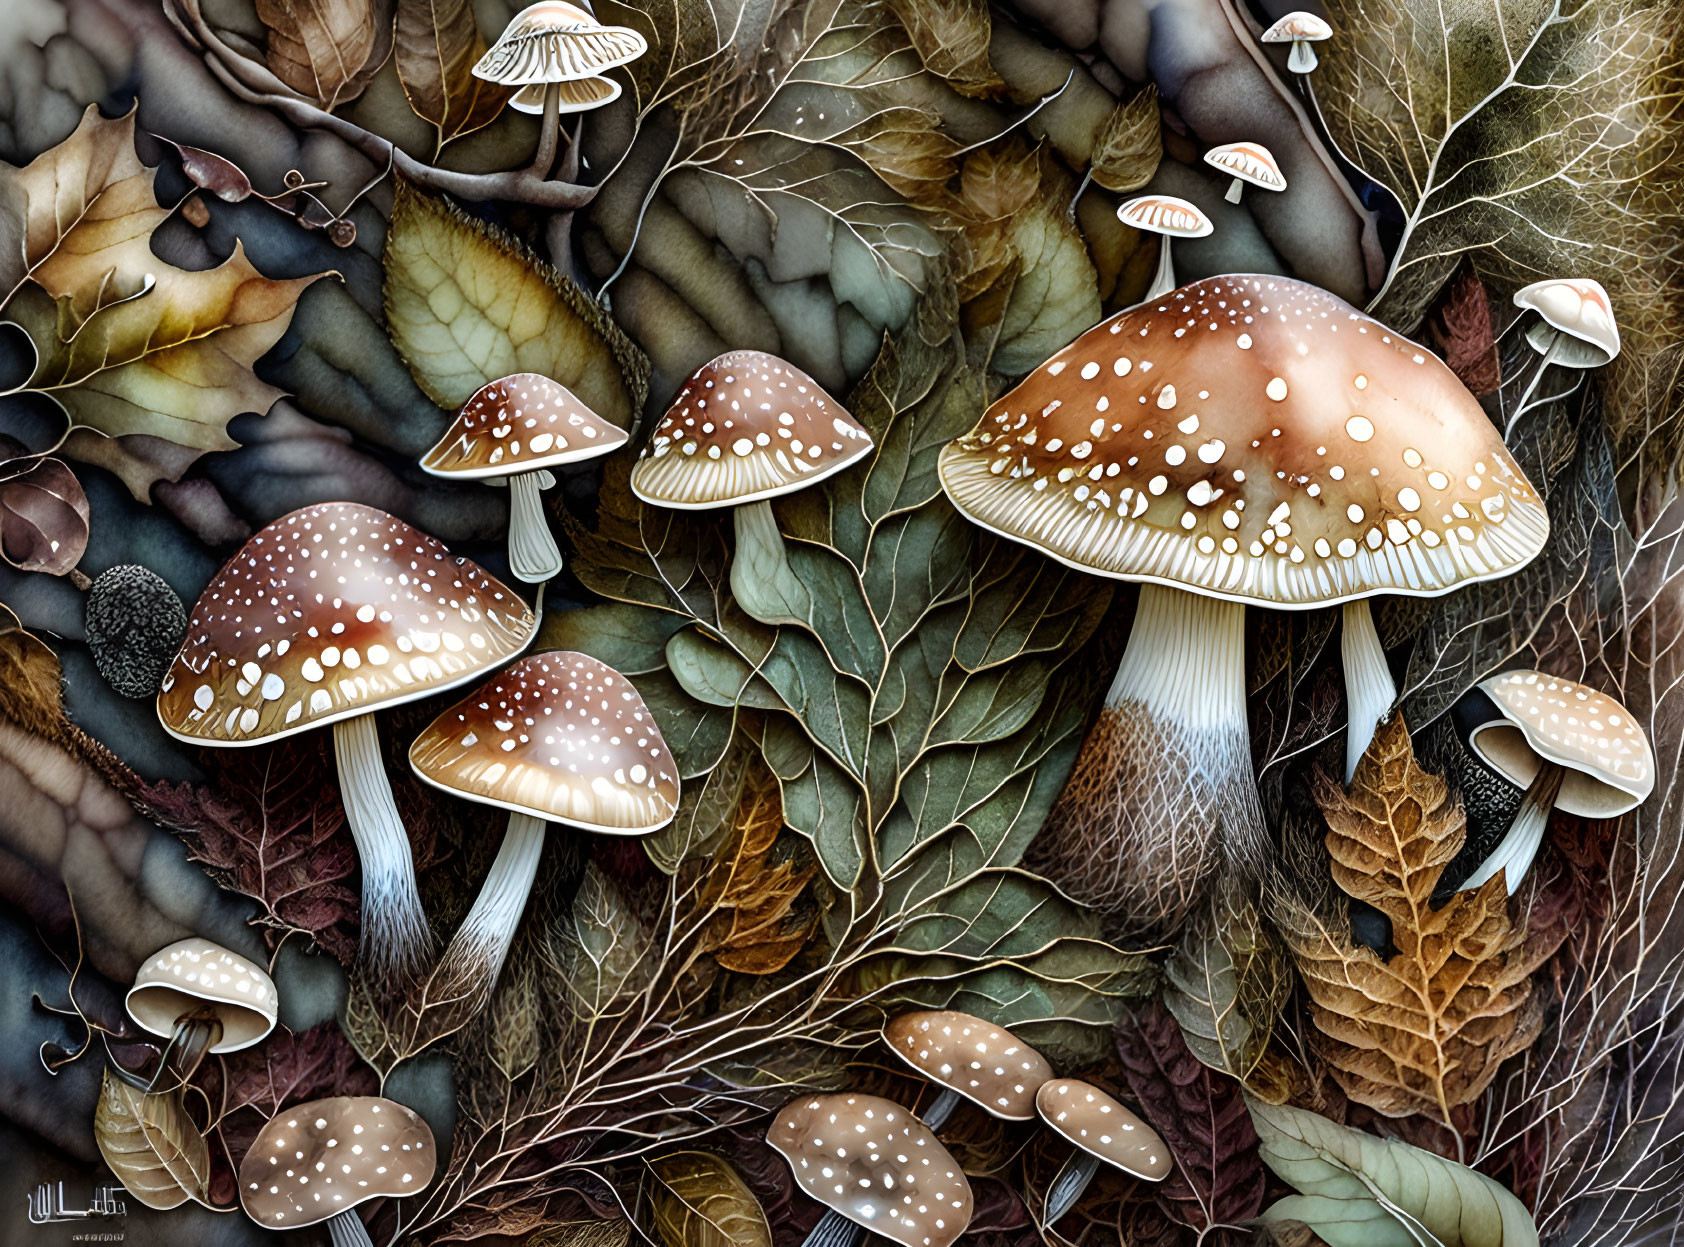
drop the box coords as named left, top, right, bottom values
left=395, top=0, right=513, bottom=154
left=1278, top=714, right=1544, bottom=1125
left=0, top=457, right=88, bottom=575
left=255, top=0, right=392, bottom=111
left=94, top=1069, right=216, bottom=1211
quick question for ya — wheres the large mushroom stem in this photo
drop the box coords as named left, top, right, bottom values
left=730, top=499, right=813, bottom=626
left=1044, top=1150, right=1103, bottom=1225
left=333, top=714, right=434, bottom=981
left=1459, top=761, right=1563, bottom=895
left=326, top=1209, right=377, bottom=1247
left=1144, top=237, right=1179, bottom=301
left=506, top=470, right=565, bottom=583
left=1028, top=584, right=1263, bottom=937
left=426, top=813, right=546, bottom=1003
left=1341, top=599, right=1397, bottom=782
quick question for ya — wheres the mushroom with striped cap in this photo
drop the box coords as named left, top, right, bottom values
left=420, top=374, right=628, bottom=583
left=631, top=351, right=874, bottom=626
left=1505, top=278, right=1621, bottom=438
left=408, top=651, right=678, bottom=1015
left=883, top=1010, right=1052, bottom=1126
left=1116, top=195, right=1213, bottom=302
left=937, top=275, right=1549, bottom=935
left=1036, top=1079, right=1170, bottom=1225
left=1203, top=141, right=1286, bottom=204
left=1261, top=11, right=1333, bottom=74
left=156, top=502, right=537, bottom=981
left=1455, top=671, right=1652, bottom=895
left=123, top=938, right=277, bottom=1092
left=768, top=1093, right=974, bottom=1247
left=239, top=1096, right=436, bottom=1247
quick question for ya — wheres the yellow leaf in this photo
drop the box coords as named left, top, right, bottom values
left=395, top=0, right=513, bottom=153
left=93, top=1069, right=215, bottom=1211
left=255, top=0, right=391, bottom=111
left=382, top=179, right=650, bottom=426
left=646, top=1151, right=773, bottom=1247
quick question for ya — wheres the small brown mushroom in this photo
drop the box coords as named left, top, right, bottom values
left=768, top=1093, right=974, bottom=1247
left=1036, top=1079, right=1170, bottom=1224
left=1202, top=141, right=1287, bottom=204
left=239, top=1096, right=435, bottom=1246
left=1115, top=195, right=1213, bottom=301
left=420, top=374, right=628, bottom=583
left=882, top=1010, right=1052, bottom=1126
left=157, top=503, right=536, bottom=981
left=1261, top=11, right=1334, bottom=74
left=124, top=938, right=277, bottom=1091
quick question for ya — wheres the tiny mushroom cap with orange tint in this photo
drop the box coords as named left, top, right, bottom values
left=883, top=1010, right=1053, bottom=1122
left=768, top=1093, right=974, bottom=1247
left=1261, top=11, right=1334, bottom=73
left=473, top=1, right=648, bottom=88
left=239, top=1096, right=436, bottom=1234
left=421, top=374, right=627, bottom=481
left=1203, top=142, right=1286, bottom=202
left=410, top=650, right=680, bottom=834
left=1117, top=195, right=1213, bottom=241
left=1513, top=278, right=1621, bottom=368
left=126, top=938, right=277, bottom=1053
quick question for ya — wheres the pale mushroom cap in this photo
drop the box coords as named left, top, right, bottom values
left=1203, top=142, right=1286, bottom=192
left=126, top=938, right=277, bottom=1053
left=937, top=274, right=1549, bottom=608
left=1117, top=195, right=1214, bottom=239
left=420, top=373, right=628, bottom=479
left=1036, top=1080, right=1170, bottom=1182
left=1262, top=11, right=1334, bottom=41
left=239, top=1096, right=436, bottom=1230
left=1470, top=670, right=1654, bottom=817
left=630, top=351, right=874, bottom=509
left=883, top=1010, right=1053, bottom=1120
left=473, top=1, right=648, bottom=85
left=1513, top=278, right=1621, bottom=368
left=409, top=651, right=680, bottom=834
left=509, top=75, right=622, bottom=115
left=157, top=503, right=535, bottom=746
left=768, top=1093, right=974, bottom=1247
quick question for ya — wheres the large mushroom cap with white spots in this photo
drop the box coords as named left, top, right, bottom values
left=421, top=374, right=628, bottom=480
left=473, top=1, right=647, bottom=86
left=157, top=502, right=535, bottom=746
left=1513, top=278, right=1621, bottom=368
left=408, top=651, right=679, bottom=833
left=1036, top=1079, right=1171, bottom=1181
left=239, top=1096, right=435, bottom=1230
left=126, top=938, right=277, bottom=1053
left=883, top=1010, right=1052, bottom=1120
left=768, top=1093, right=973, bottom=1247
left=1471, top=670, right=1653, bottom=818
left=937, top=274, right=1549, bottom=608
left=630, top=351, right=874, bottom=510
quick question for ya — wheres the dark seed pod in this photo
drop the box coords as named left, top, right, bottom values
left=84, top=565, right=188, bottom=699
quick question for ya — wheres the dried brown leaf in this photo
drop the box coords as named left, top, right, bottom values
left=699, top=761, right=820, bottom=975
left=395, top=0, right=513, bottom=153
left=1426, top=269, right=1501, bottom=397
left=0, top=457, right=88, bottom=575
left=95, top=1068, right=215, bottom=1211
left=1089, top=86, right=1162, bottom=195
left=646, top=1150, right=773, bottom=1247
left=882, top=0, right=1004, bottom=99
left=255, top=0, right=391, bottom=110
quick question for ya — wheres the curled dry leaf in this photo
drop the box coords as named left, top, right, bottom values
left=94, top=1068, right=216, bottom=1211
left=0, top=457, right=89, bottom=575
left=882, top=0, right=1005, bottom=99
left=700, top=759, right=820, bottom=975
left=395, top=0, right=513, bottom=153
left=646, top=1150, right=773, bottom=1247
left=1277, top=714, right=1545, bottom=1126
left=1088, top=86, right=1162, bottom=195
left=254, top=0, right=392, bottom=111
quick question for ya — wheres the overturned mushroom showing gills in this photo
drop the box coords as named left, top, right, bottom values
left=1116, top=196, right=1213, bottom=302
left=1506, top=278, right=1622, bottom=437
left=769, top=1093, right=974, bottom=1247
left=1261, top=11, right=1334, bottom=74
left=1036, top=1079, right=1170, bottom=1225
left=1458, top=671, right=1652, bottom=895
left=240, top=1096, right=435, bottom=1247
left=937, top=276, right=1548, bottom=935
left=630, top=351, right=874, bottom=626
left=125, top=938, right=277, bottom=1091
left=409, top=651, right=678, bottom=1012
left=884, top=1010, right=1052, bottom=1127
left=420, top=374, right=628, bottom=583
left=157, top=503, right=536, bottom=982
left=1203, top=141, right=1286, bottom=204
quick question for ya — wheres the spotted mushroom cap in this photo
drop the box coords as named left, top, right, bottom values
left=509, top=75, right=621, bottom=115
left=472, top=1, right=647, bottom=86
left=1036, top=1080, right=1171, bottom=1181
left=768, top=1093, right=974, bottom=1247
left=882, top=1010, right=1053, bottom=1120
left=1261, top=11, right=1334, bottom=42
left=630, top=351, right=874, bottom=510
left=409, top=651, right=680, bottom=833
left=1513, top=278, right=1621, bottom=368
left=157, top=503, right=535, bottom=746
left=126, top=938, right=277, bottom=1053
left=1117, top=195, right=1214, bottom=239
left=937, top=275, right=1549, bottom=608
left=420, top=374, right=628, bottom=480
left=1469, top=670, right=1654, bottom=818
left=239, top=1096, right=436, bottom=1230
left=1203, top=142, right=1286, bottom=192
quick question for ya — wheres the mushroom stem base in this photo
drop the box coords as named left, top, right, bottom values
left=431, top=812, right=546, bottom=1003
left=327, top=1209, right=375, bottom=1247
left=1144, top=236, right=1178, bottom=301
left=1460, top=761, right=1563, bottom=895
left=334, top=714, right=434, bottom=983
left=731, top=499, right=812, bottom=626
left=799, top=1210, right=863, bottom=1247
left=507, top=471, right=564, bottom=583
left=1044, top=1149, right=1101, bottom=1225
left=1342, top=598, right=1398, bottom=783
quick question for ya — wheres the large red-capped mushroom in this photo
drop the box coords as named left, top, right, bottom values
left=157, top=502, right=536, bottom=981
left=938, top=275, right=1548, bottom=934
